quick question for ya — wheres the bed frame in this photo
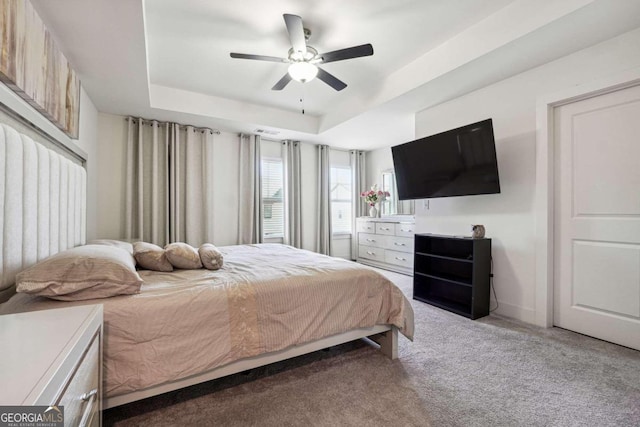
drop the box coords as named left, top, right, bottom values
left=0, top=108, right=401, bottom=410
left=105, top=325, right=398, bottom=408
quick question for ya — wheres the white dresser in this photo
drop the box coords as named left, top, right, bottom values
left=0, top=305, right=103, bottom=427
left=356, top=216, right=415, bottom=275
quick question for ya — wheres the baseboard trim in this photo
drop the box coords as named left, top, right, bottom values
left=493, top=301, right=536, bottom=324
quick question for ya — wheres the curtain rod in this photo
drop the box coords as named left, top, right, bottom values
left=125, top=116, right=221, bottom=134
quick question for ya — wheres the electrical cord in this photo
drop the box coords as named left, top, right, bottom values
left=489, top=257, right=499, bottom=312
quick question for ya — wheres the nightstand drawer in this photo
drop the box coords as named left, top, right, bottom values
left=375, top=223, right=395, bottom=235
left=359, top=245, right=385, bottom=262
left=385, top=250, right=414, bottom=268
left=386, top=236, right=413, bottom=253
left=357, top=221, right=376, bottom=233
left=57, top=335, right=100, bottom=427
left=395, top=223, right=415, bottom=237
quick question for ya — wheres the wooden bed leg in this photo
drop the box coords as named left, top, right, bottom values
left=378, top=327, right=398, bottom=360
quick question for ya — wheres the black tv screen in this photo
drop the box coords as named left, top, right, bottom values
left=392, top=119, right=500, bottom=200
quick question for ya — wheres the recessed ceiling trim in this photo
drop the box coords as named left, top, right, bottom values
left=149, top=84, right=319, bottom=134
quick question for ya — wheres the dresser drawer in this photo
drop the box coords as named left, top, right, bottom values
left=357, top=221, right=376, bottom=233
left=386, top=236, right=414, bottom=253
left=57, top=334, right=100, bottom=427
left=395, top=223, right=415, bottom=237
left=358, top=233, right=387, bottom=247
left=375, top=223, right=395, bottom=235
left=359, top=245, right=385, bottom=262
left=385, top=249, right=414, bottom=269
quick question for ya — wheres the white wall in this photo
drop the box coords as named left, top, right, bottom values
left=95, top=113, right=127, bottom=240
left=78, top=89, right=99, bottom=240
left=368, top=27, right=640, bottom=323
left=366, top=147, right=395, bottom=192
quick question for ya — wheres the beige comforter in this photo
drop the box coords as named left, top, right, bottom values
left=0, top=244, right=414, bottom=397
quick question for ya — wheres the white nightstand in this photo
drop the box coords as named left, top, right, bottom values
left=0, top=305, right=103, bottom=426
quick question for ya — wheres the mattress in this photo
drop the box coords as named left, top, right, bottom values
left=0, top=244, right=414, bottom=398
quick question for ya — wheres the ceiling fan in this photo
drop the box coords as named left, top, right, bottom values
left=230, top=14, right=373, bottom=92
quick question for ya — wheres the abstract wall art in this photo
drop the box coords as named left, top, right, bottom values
left=0, top=0, right=80, bottom=138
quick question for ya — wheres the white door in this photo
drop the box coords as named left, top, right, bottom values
left=554, top=84, right=640, bottom=350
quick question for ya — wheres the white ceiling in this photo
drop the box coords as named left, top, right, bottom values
left=31, top=0, right=640, bottom=149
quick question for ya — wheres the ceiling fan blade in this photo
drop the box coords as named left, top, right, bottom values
left=316, top=67, right=347, bottom=91
left=319, top=44, right=374, bottom=64
left=283, top=14, right=307, bottom=54
left=230, top=53, right=288, bottom=63
left=272, top=73, right=293, bottom=91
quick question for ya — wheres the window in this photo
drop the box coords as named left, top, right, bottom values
left=262, top=157, right=284, bottom=238
left=330, top=166, right=352, bottom=234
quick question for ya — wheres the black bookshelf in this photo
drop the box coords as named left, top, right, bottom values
left=413, top=234, right=491, bottom=320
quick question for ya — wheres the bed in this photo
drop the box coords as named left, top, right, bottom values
left=1, top=243, right=413, bottom=407
left=0, top=120, right=414, bottom=409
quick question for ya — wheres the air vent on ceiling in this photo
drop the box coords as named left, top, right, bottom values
left=254, top=129, right=280, bottom=135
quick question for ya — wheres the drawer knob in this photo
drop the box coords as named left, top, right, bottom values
left=394, top=242, right=405, bottom=246
left=367, top=251, right=375, bottom=255
left=395, top=257, right=406, bottom=261
left=366, top=239, right=376, bottom=242
left=81, top=389, right=98, bottom=401
left=381, top=227, right=390, bottom=230
left=79, top=388, right=98, bottom=427
left=401, top=229, right=412, bottom=232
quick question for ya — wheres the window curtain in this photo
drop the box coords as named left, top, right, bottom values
left=238, top=134, right=263, bottom=244
left=283, top=140, right=302, bottom=248
left=125, top=118, right=214, bottom=247
left=169, top=125, right=215, bottom=245
left=316, top=144, right=332, bottom=255
left=350, top=150, right=366, bottom=259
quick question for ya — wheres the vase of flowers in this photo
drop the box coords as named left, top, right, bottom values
left=361, top=185, right=390, bottom=218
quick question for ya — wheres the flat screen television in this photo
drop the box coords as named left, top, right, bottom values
left=392, top=119, right=500, bottom=200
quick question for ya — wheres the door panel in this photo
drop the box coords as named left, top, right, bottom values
left=572, top=100, right=640, bottom=215
left=554, top=84, right=640, bottom=350
left=573, top=241, right=640, bottom=318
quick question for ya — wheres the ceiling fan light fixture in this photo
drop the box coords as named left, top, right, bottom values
left=288, top=61, right=318, bottom=83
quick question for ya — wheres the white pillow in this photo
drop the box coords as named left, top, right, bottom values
left=89, top=239, right=134, bottom=255
left=16, top=245, right=143, bottom=300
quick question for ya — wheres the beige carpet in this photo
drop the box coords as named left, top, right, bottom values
left=105, top=268, right=640, bottom=427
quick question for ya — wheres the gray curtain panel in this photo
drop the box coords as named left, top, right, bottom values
left=125, top=118, right=214, bottom=247
left=283, top=140, right=302, bottom=248
left=238, top=133, right=263, bottom=244
left=316, top=144, right=332, bottom=255
left=350, top=150, right=366, bottom=259
left=169, top=126, right=215, bottom=246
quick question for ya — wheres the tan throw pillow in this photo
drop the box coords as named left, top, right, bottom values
left=89, top=239, right=134, bottom=255
left=133, top=242, right=173, bottom=272
left=199, top=244, right=224, bottom=270
left=165, top=242, right=202, bottom=269
left=16, top=245, right=143, bottom=301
